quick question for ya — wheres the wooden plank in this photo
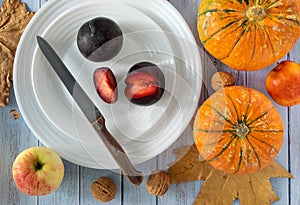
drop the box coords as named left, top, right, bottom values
left=289, top=39, right=300, bottom=205
left=246, top=62, right=289, bottom=205
left=158, top=182, right=203, bottom=205
left=157, top=1, right=203, bottom=204
left=31, top=0, right=80, bottom=204
left=158, top=127, right=202, bottom=205
left=122, top=158, right=157, bottom=205
left=21, top=0, right=39, bottom=10
left=40, top=0, right=47, bottom=6
left=0, top=0, right=39, bottom=203
left=169, top=0, right=201, bottom=44
left=290, top=106, right=300, bottom=205
left=0, top=87, right=38, bottom=204
left=80, top=167, right=122, bottom=205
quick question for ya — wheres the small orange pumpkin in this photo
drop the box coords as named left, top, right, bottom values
left=197, top=0, right=300, bottom=71
left=193, top=86, right=284, bottom=174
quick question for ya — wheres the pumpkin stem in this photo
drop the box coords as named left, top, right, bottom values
left=235, top=123, right=250, bottom=138
left=246, top=6, right=267, bottom=21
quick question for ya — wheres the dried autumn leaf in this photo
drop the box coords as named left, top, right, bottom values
left=0, top=0, right=34, bottom=106
left=168, top=145, right=293, bottom=205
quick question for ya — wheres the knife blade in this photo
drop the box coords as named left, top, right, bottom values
left=36, top=35, right=143, bottom=186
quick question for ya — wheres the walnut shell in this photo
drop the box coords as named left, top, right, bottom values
left=211, top=71, right=235, bottom=91
left=91, top=177, right=116, bottom=202
left=146, top=170, right=171, bottom=196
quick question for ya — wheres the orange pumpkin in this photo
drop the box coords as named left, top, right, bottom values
left=193, top=86, right=284, bottom=174
left=197, top=0, right=300, bottom=71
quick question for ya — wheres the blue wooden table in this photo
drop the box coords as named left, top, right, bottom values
left=1, top=0, right=300, bottom=204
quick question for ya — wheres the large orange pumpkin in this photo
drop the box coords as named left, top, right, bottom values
left=197, top=0, right=300, bottom=71
left=193, top=86, right=284, bottom=174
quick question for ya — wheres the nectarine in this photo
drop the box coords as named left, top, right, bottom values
left=266, top=60, right=300, bottom=106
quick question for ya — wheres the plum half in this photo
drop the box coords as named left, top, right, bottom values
left=124, top=62, right=165, bottom=106
left=77, top=17, right=123, bottom=62
left=93, top=67, right=118, bottom=104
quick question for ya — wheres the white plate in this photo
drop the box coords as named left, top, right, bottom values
left=14, top=0, right=202, bottom=169
left=32, top=3, right=173, bottom=140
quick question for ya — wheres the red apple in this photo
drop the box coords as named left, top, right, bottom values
left=266, top=60, right=300, bottom=106
left=12, top=146, right=64, bottom=196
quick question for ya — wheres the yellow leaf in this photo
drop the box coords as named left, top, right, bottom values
left=168, top=145, right=293, bottom=205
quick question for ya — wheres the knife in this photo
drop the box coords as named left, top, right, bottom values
left=36, top=36, right=143, bottom=186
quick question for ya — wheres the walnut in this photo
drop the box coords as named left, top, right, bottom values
left=91, top=177, right=116, bottom=202
left=211, top=71, right=235, bottom=91
left=146, top=170, right=171, bottom=196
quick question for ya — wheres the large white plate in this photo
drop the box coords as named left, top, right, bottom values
left=14, top=0, right=202, bottom=169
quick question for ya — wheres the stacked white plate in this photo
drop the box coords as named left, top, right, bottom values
left=14, top=0, right=202, bottom=169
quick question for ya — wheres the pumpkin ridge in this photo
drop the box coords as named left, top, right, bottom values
left=202, top=19, right=242, bottom=45
left=226, top=93, right=242, bottom=123
left=237, top=0, right=249, bottom=4
left=257, top=0, right=266, bottom=5
left=212, top=119, right=232, bottom=126
left=246, top=109, right=273, bottom=127
left=202, top=117, right=236, bottom=131
left=206, top=104, right=236, bottom=126
left=244, top=136, right=261, bottom=169
left=243, top=88, right=252, bottom=122
left=247, top=23, right=257, bottom=63
left=265, top=0, right=280, bottom=8
left=234, top=147, right=243, bottom=174
left=199, top=9, right=238, bottom=16
left=198, top=9, right=217, bottom=16
left=226, top=138, right=241, bottom=174
left=207, top=118, right=234, bottom=128
left=244, top=22, right=274, bottom=65
left=203, top=136, right=229, bottom=147
left=251, top=130, right=283, bottom=133
left=195, top=129, right=235, bottom=133
left=207, top=135, right=237, bottom=162
left=269, top=15, right=300, bottom=26
left=223, top=9, right=239, bottom=13
left=219, top=20, right=249, bottom=61
left=247, top=133, right=280, bottom=153
left=261, top=24, right=275, bottom=59
left=228, top=138, right=242, bottom=174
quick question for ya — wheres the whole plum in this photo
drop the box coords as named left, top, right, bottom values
left=77, top=17, right=123, bottom=62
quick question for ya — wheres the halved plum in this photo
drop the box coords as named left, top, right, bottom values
left=125, top=72, right=159, bottom=99
left=93, top=67, right=118, bottom=104
left=124, top=62, right=165, bottom=106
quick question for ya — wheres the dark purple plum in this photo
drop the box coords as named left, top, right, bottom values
left=124, top=62, right=165, bottom=106
left=77, top=17, right=123, bottom=62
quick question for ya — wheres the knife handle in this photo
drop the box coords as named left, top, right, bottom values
left=92, top=115, right=143, bottom=186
